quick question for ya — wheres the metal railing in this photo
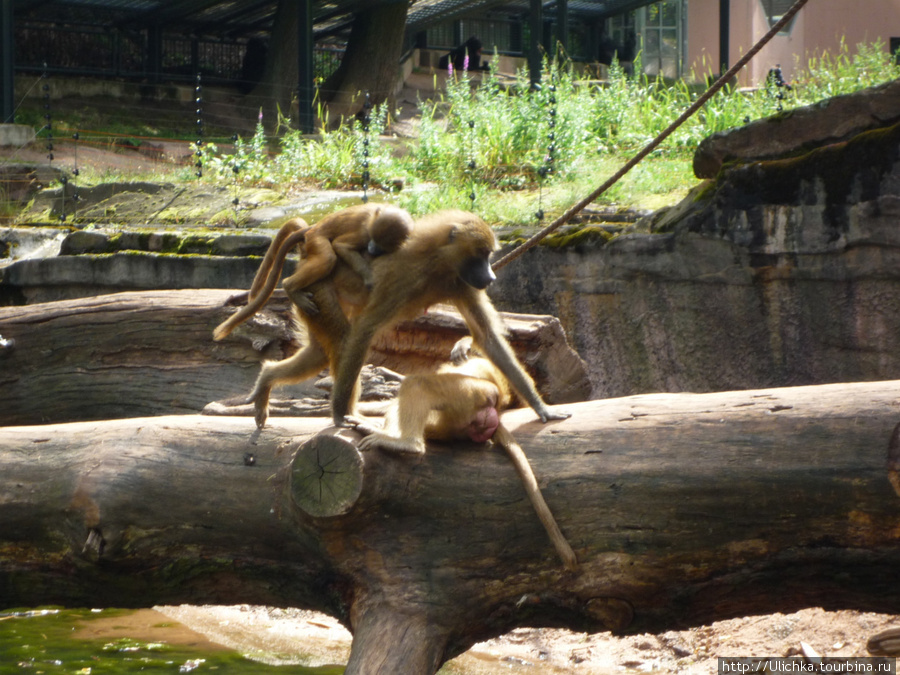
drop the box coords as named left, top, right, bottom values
left=15, top=24, right=344, bottom=85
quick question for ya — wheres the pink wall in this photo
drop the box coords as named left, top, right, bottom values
left=686, top=0, right=721, bottom=79
left=685, top=0, right=900, bottom=86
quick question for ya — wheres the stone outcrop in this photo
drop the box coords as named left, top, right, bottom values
left=492, top=109, right=900, bottom=399
left=0, top=162, right=61, bottom=204
left=693, top=77, right=900, bottom=178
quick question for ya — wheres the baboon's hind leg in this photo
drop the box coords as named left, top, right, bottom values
left=247, top=339, right=329, bottom=429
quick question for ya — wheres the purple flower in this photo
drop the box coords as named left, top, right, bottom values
left=448, top=61, right=453, bottom=76
left=463, top=54, right=469, bottom=72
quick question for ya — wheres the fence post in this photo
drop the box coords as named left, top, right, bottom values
left=719, top=0, right=730, bottom=74
left=0, top=0, right=14, bottom=124
left=527, top=0, right=542, bottom=88
left=297, top=0, right=315, bottom=133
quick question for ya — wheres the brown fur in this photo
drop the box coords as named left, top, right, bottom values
left=213, top=203, right=413, bottom=342
left=214, top=218, right=309, bottom=341
left=216, top=208, right=568, bottom=430
left=248, top=217, right=308, bottom=303
left=357, top=345, right=578, bottom=570
left=288, top=203, right=413, bottom=293
left=329, top=210, right=569, bottom=428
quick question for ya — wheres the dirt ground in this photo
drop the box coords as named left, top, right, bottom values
left=151, top=604, right=900, bottom=673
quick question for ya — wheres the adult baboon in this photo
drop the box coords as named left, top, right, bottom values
left=217, top=209, right=568, bottom=430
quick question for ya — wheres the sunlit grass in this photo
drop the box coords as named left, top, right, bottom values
left=25, top=38, right=898, bottom=225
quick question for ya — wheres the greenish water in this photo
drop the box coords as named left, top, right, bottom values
left=0, top=608, right=344, bottom=674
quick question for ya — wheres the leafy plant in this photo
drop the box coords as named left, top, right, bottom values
left=32, top=38, right=900, bottom=226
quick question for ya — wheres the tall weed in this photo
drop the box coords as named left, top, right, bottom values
left=200, top=39, right=900, bottom=220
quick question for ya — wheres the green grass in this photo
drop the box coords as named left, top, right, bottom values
left=22, top=38, right=900, bottom=225
left=204, top=38, right=900, bottom=223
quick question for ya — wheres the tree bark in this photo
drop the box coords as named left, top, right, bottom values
left=0, top=289, right=589, bottom=426
left=2, top=381, right=900, bottom=673
left=250, top=1, right=408, bottom=126
left=320, top=2, right=409, bottom=123
left=251, top=0, right=300, bottom=123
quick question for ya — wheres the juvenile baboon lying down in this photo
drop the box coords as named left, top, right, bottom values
left=353, top=336, right=578, bottom=570
left=214, top=207, right=569, bottom=430
left=213, top=203, right=414, bottom=341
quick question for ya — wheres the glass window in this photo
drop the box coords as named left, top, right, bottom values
left=760, top=0, right=798, bottom=33
left=639, top=0, right=683, bottom=79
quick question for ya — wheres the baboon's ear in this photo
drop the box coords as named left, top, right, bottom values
left=447, top=223, right=459, bottom=243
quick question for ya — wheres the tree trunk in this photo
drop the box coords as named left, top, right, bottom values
left=0, top=289, right=589, bottom=425
left=2, top=381, right=900, bottom=673
left=251, top=0, right=299, bottom=123
left=320, top=2, right=409, bottom=123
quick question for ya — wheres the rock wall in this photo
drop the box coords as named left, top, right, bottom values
left=492, top=120, right=900, bottom=399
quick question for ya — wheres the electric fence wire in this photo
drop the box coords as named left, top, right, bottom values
left=195, top=73, right=204, bottom=178
left=534, top=79, right=558, bottom=223
left=360, top=91, right=371, bottom=203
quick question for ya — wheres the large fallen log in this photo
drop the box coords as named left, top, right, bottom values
left=0, top=289, right=590, bottom=425
left=2, top=381, right=900, bottom=673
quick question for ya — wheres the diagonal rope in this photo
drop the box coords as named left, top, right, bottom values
left=492, top=0, right=812, bottom=271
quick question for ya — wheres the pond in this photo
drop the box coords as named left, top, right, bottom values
left=0, top=607, right=345, bottom=673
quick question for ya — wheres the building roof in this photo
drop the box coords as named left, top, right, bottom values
left=408, top=0, right=661, bottom=32
left=13, top=0, right=659, bottom=40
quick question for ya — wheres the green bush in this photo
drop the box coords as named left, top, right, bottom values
left=199, top=39, right=900, bottom=220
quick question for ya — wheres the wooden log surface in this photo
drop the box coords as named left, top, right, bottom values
left=2, top=381, right=900, bottom=673
left=0, top=289, right=590, bottom=426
